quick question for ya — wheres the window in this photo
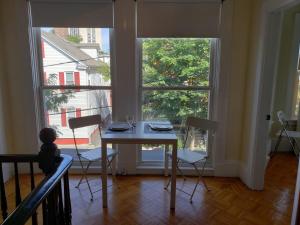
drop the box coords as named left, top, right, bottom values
left=87, top=28, right=96, bottom=43
left=69, top=28, right=79, bottom=36
left=38, top=27, right=112, bottom=153
left=65, top=72, right=74, bottom=85
left=138, top=38, right=216, bottom=163
left=67, top=107, right=76, bottom=120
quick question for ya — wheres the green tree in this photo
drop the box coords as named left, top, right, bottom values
left=66, top=35, right=82, bottom=44
left=96, top=63, right=110, bottom=82
left=142, top=38, right=211, bottom=125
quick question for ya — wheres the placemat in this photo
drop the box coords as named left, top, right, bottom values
left=144, top=123, right=175, bottom=134
left=105, top=128, right=135, bottom=134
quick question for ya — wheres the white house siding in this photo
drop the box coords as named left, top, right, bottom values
left=80, top=48, right=98, bottom=59
left=42, top=38, right=101, bottom=146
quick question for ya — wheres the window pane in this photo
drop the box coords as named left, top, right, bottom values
left=142, top=90, right=209, bottom=126
left=142, top=38, right=211, bottom=87
left=41, top=27, right=111, bottom=86
left=43, top=89, right=112, bottom=150
left=141, top=90, right=209, bottom=161
left=65, top=72, right=74, bottom=85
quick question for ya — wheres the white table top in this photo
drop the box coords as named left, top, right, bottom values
left=101, top=121, right=177, bottom=144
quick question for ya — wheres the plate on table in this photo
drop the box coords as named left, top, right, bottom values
left=108, top=122, right=131, bottom=131
left=149, top=123, right=173, bottom=131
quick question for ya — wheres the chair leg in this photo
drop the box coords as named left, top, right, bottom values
left=76, top=161, right=91, bottom=188
left=77, top=160, right=94, bottom=201
left=284, top=129, right=300, bottom=157
left=176, top=161, right=187, bottom=181
left=190, top=160, right=209, bottom=203
left=271, top=129, right=283, bottom=157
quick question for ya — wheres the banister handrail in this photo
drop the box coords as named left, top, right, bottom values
left=1, top=154, right=73, bottom=225
left=0, top=154, right=39, bottom=162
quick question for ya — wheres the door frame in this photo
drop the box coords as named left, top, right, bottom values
left=249, top=0, right=300, bottom=190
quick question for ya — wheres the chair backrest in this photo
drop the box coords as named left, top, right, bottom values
left=277, top=110, right=288, bottom=126
left=185, top=117, right=218, bottom=132
left=69, top=114, right=102, bottom=130
left=183, top=117, right=218, bottom=150
left=69, top=115, right=102, bottom=157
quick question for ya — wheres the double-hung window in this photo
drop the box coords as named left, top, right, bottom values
left=38, top=27, right=112, bottom=151
left=29, top=0, right=114, bottom=157
left=138, top=38, right=217, bottom=163
left=136, top=0, right=221, bottom=166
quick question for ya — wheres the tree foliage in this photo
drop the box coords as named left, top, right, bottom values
left=142, top=38, right=211, bottom=124
left=44, top=73, right=74, bottom=112
left=67, top=35, right=82, bottom=44
left=96, top=63, right=110, bottom=82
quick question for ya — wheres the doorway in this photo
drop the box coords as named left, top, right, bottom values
left=249, top=1, right=300, bottom=191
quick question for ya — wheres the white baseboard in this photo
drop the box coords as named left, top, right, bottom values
left=214, top=160, right=240, bottom=177
left=239, top=162, right=252, bottom=188
left=271, top=138, right=293, bottom=152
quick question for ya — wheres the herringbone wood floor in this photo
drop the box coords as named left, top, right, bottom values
left=1, top=153, right=298, bottom=225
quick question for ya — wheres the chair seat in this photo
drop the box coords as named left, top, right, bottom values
left=277, top=130, right=300, bottom=138
left=80, top=147, right=117, bottom=161
left=168, top=149, right=207, bottom=164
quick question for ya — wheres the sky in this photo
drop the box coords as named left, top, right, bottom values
left=41, top=27, right=110, bottom=53
left=101, top=28, right=110, bottom=53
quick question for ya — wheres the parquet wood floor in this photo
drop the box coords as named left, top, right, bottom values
left=1, top=153, right=298, bottom=225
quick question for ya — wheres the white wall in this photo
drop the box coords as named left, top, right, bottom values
left=0, top=0, right=289, bottom=188
left=0, top=0, right=39, bottom=155
left=0, top=1, right=13, bottom=180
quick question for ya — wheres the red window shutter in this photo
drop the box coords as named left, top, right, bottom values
left=59, top=72, right=65, bottom=91
left=74, top=72, right=80, bottom=92
left=61, top=108, right=67, bottom=127
left=41, top=40, right=45, bottom=58
left=74, top=72, right=80, bottom=85
left=76, top=108, right=81, bottom=118
left=59, top=72, right=65, bottom=86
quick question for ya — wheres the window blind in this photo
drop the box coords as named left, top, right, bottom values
left=137, top=0, right=222, bottom=38
left=30, top=0, right=114, bottom=27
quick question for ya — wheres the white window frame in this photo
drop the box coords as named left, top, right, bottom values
left=137, top=38, right=218, bottom=168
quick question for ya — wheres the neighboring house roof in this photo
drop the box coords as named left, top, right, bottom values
left=42, top=32, right=105, bottom=69
left=74, top=43, right=101, bottom=50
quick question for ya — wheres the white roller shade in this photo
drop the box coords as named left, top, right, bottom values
left=30, top=0, right=114, bottom=27
left=137, top=0, right=222, bottom=38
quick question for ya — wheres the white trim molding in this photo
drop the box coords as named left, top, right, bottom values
left=246, top=0, right=300, bottom=190
left=214, top=160, right=240, bottom=177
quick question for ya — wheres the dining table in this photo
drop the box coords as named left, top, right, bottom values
left=101, top=121, right=178, bottom=209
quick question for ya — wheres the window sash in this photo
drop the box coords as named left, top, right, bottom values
left=42, top=85, right=112, bottom=90
left=137, top=38, right=217, bottom=164
left=141, top=86, right=212, bottom=91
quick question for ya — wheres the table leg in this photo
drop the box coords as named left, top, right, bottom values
left=164, top=145, right=169, bottom=176
left=170, top=142, right=177, bottom=209
left=102, top=141, right=108, bottom=208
